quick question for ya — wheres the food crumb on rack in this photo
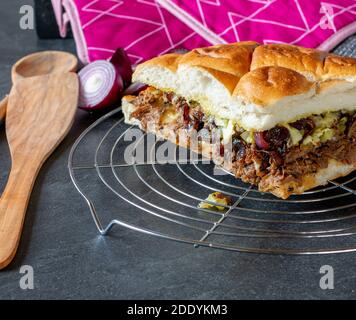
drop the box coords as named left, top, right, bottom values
left=198, top=192, right=232, bottom=211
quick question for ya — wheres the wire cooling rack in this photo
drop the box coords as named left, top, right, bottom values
left=68, top=108, right=356, bottom=255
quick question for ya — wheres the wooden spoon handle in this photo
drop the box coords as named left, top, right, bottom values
left=0, top=161, right=40, bottom=269
left=0, top=95, right=7, bottom=122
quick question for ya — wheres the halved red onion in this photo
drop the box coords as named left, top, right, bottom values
left=110, top=48, right=133, bottom=87
left=78, top=60, right=123, bottom=111
left=123, top=82, right=148, bottom=96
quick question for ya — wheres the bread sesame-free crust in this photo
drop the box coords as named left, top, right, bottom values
left=234, top=66, right=314, bottom=105
left=178, top=41, right=259, bottom=93
left=134, top=53, right=182, bottom=73
left=132, top=42, right=356, bottom=111
left=250, top=44, right=327, bottom=79
left=124, top=42, right=356, bottom=198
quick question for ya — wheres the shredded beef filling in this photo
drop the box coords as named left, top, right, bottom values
left=130, top=88, right=356, bottom=189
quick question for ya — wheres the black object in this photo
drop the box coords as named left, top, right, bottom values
left=34, top=0, right=72, bottom=39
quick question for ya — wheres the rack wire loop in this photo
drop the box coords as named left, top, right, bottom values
left=69, top=108, right=356, bottom=255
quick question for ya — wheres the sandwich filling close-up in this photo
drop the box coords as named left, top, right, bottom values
left=122, top=42, right=356, bottom=199
left=124, top=87, right=355, bottom=197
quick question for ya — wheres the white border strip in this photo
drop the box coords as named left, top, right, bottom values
left=156, top=0, right=227, bottom=45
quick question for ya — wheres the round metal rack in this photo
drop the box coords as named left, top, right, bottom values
left=69, top=108, right=356, bottom=255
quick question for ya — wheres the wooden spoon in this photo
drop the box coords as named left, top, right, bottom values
left=0, top=51, right=78, bottom=122
left=0, top=72, right=78, bottom=269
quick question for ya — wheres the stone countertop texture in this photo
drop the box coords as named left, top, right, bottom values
left=0, top=0, right=355, bottom=299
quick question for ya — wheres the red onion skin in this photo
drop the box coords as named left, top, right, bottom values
left=110, top=48, right=133, bottom=87
left=123, top=82, right=148, bottom=96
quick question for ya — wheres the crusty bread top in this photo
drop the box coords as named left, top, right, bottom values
left=250, top=44, right=327, bottom=80
left=178, top=41, right=259, bottom=93
left=234, top=66, right=314, bottom=105
left=251, top=44, right=356, bottom=80
left=135, top=53, right=182, bottom=73
left=130, top=42, right=356, bottom=130
left=132, top=41, right=258, bottom=94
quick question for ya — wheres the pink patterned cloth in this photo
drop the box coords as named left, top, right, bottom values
left=53, top=0, right=356, bottom=65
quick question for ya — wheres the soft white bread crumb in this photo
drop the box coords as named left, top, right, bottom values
left=132, top=43, right=356, bottom=131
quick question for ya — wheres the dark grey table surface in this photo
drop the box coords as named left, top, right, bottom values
left=0, top=0, right=356, bottom=300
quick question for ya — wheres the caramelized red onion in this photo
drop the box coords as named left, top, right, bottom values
left=183, top=104, right=190, bottom=126
left=254, top=132, right=270, bottom=150
left=290, top=118, right=315, bottom=137
left=232, top=139, right=246, bottom=159
left=254, top=126, right=290, bottom=150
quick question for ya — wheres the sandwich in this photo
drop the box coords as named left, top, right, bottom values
left=122, top=42, right=356, bottom=199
